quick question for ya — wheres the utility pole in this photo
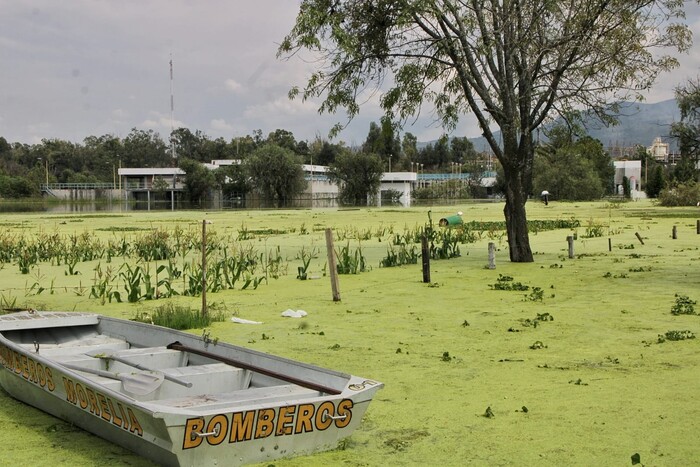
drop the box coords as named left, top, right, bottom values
left=170, top=54, right=176, bottom=211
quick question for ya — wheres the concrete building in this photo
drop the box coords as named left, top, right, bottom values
left=647, top=137, right=670, bottom=162
left=613, top=160, right=644, bottom=199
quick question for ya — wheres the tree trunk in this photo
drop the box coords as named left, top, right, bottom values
left=501, top=133, right=534, bottom=263
left=503, top=185, right=533, bottom=262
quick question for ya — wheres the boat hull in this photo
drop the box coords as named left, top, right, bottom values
left=0, top=312, right=382, bottom=466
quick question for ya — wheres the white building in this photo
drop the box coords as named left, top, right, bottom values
left=647, top=137, right=669, bottom=162
left=613, top=160, right=644, bottom=199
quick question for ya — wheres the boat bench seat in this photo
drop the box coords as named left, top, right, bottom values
left=111, top=346, right=187, bottom=369
left=23, top=335, right=130, bottom=358
left=151, top=383, right=321, bottom=411
left=150, top=363, right=251, bottom=400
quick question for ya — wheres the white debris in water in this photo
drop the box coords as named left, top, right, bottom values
left=230, top=317, right=263, bottom=324
left=281, top=309, right=308, bottom=318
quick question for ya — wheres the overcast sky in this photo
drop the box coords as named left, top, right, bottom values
left=2, top=1, right=699, bottom=146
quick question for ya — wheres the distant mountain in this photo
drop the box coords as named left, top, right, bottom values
left=422, top=99, right=681, bottom=152
left=584, top=99, right=680, bottom=150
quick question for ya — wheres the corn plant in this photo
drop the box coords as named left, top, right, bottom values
left=64, top=255, right=81, bottom=276
left=263, top=245, right=286, bottom=279
left=296, top=246, right=318, bottom=280
left=90, top=263, right=122, bottom=304
left=132, top=229, right=174, bottom=261
left=0, top=293, right=17, bottom=310
left=17, top=249, right=37, bottom=274
left=335, top=242, right=366, bottom=274
left=156, top=260, right=181, bottom=298
left=183, top=260, right=203, bottom=296
left=430, top=230, right=461, bottom=260
left=119, top=263, right=148, bottom=302
left=380, top=243, right=419, bottom=267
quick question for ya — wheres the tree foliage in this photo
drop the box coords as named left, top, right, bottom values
left=671, top=76, right=700, bottom=183
left=179, top=158, right=219, bottom=205
left=533, top=149, right=606, bottom=201
left=244, top=144, right=307, bottom=207
left=658, top=181, right=700, bottom=206
left=645, top=162, right=666, bottom=198
left=327, top=151, right=384, bottom=205
left=280, top=0, right=692, bottom=261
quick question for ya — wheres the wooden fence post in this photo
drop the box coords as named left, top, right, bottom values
left=697, top=220, right=700, bottom=234
left=567, top=235, right=574, bottom=259
left=635, top=232, right=645, bottom=245
left=421, top=235, right=431, bottom=283
left=488, top=242, right=496, bottom=269
left=672, top=225, right=677, bottom=239
left=201, top=220, right=208, bottom=318
left=608, top=238, right=612, bottom=252
left=325, top=228, right=341, bottom=302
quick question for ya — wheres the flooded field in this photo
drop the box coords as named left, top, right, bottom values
left=0, top=200, right=698, bottom=466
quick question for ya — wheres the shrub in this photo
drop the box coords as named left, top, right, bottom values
left=671, top=294, right=697, bottom=315
left=658, top=182, right=700, bottom=206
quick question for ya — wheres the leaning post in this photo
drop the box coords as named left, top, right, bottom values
left=421, top=235, right=431, bottom=283
left=201, top=220, right=210, bottom=318
left=325, top=229, right=341, bottom=301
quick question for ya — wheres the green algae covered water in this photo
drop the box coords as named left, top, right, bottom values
left=0, top=200, right=698, bottom=466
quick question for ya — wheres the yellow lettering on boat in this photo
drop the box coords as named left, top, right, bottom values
left=294, top=403, right=315, bottom=434
left=13, top=351, right=22, bottom=374
left=315, top=401, right=334, bottom=431
left=254, top=408, right=275, bottom=439
left=21, top=355, right=29, bottom=379
left=335, top=399, right=353, bottom=428
left=206, top=415, right=228, bottom=446
left=116, top=402, right=129, bottom=428
left=183, top=418, right=205, bottom=449
left=229, top=411, right=255, bottom=443
left=63, top=377, right=77, bottom=404
left=97, top=393, right=111, bottom=422
left=127, top=408, right=143, bottom=436
left=276, top=405, right=296, bottom=436
left=75, top=383, right=89, bottom=409
left=45, top=367, right=55, bottom=391
left=179, top=400, right=358, bottom=449
left=36, top=363, right=46, bottom=387
left=107, top=399, right=124, bottom=428
left=27, top=358, right=37, bottom=383
left=86, top=387, right=100, bottom=416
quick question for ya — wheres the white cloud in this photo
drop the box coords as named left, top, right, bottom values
left=112, top=108, right=128, bottom=119
left=209, top=118, right=234, bottom=132
left=224, top=79, right=243, bottom=94
left=243, top=97, right=317, bottom=120
left=141, top=112, right=185, bottom=133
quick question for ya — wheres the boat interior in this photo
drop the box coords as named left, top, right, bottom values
left=4, top=324, right=326, bottom=410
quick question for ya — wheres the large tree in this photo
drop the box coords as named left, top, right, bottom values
left=280, top=1, right=692, bottom=262
left=244, top=144, right=307, bottom=207
left=327, top=151, right=384, bottom=204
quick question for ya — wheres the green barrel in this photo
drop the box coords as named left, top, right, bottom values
left=439, top=215, right=463, bottom=227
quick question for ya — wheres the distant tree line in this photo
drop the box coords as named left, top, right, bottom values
left=2, top=100, right=694, bottom=205
left=0, top=121, right=490, bottom=205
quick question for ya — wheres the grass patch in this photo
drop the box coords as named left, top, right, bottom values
left=132, top=303, right=226, bottom=330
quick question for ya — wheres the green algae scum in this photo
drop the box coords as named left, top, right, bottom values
left=0, top=200, right=698, bottom=466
